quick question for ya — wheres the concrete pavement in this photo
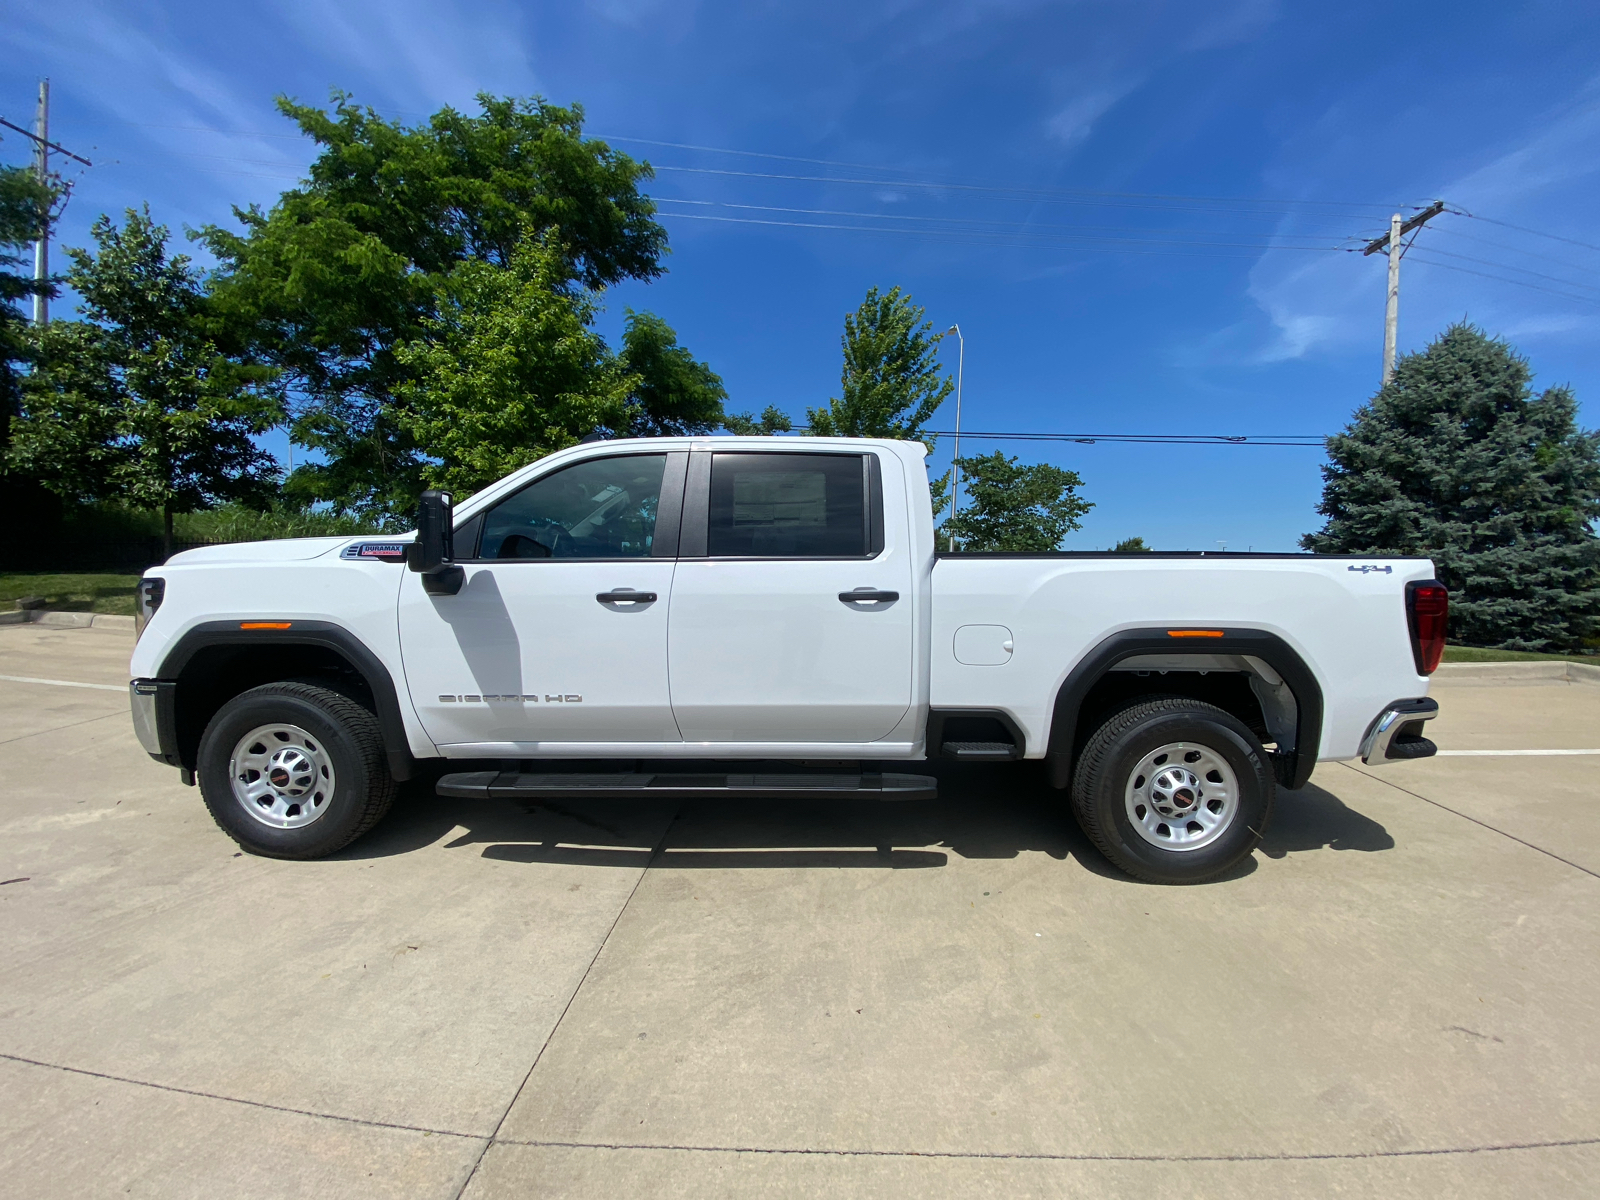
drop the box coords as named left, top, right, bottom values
left=2, top=623, right=1596, bottom=1198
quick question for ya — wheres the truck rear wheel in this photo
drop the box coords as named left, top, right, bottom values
left=1070, top=696, right=1274, bottom=884
left=196, top=682, right=396, bottom=859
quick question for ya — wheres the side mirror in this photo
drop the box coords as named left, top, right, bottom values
left=408, top=490, right=464, bottom=595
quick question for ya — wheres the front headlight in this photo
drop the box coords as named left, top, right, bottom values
left=134, top=576, right=165, bottom=640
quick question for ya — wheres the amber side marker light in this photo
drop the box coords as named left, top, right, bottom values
left=1167, top=630, right=1225, bottom=638
left=240, top=622, right=292, bottom=630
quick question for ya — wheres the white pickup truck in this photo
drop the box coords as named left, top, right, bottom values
left=128, top=436, right=1447, bottom=883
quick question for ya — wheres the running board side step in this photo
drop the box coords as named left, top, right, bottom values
left=437, top=770, right=938, bottom=801
left=941, top=741, right=1020, bottom=761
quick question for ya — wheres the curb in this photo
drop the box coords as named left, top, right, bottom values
left=0, top=610, right=136, bottom=631
left=1435, top=660, right=1600, bottom=687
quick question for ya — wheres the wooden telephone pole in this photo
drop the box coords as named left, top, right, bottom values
left=0, top=81, right=92, bottom=326
left=1362, top=200, right=1446, bottom=386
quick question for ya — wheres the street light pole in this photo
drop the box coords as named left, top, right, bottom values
left=941, top=324, right=963, bottom=552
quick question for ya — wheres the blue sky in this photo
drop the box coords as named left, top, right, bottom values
left=5, top=1, right=1598, bottom=549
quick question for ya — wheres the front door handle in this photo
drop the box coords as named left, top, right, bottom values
left=597, top=589, right=657, bottom=604
left=839, top=588, right=899, bottom=604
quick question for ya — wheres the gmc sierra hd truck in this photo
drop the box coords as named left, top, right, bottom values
left=128, top=436, right=1447, bottom=883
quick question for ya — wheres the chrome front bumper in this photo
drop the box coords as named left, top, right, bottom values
left=129, top=679, right=179, bottom=765
left=1359, top=698, right=1440, bottom=766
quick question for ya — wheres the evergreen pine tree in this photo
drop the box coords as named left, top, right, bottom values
left=1302, top=323, right=1600, bottom=651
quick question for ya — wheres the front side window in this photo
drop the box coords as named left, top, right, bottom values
left=708, top=453, right=866, bottom=557
left=479, top=454, right=666, bottom=560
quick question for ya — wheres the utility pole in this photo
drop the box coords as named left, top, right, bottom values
left=1362, top=200, right=1446, bottom=386
left=33, top=79, right=49, bottom=325
left=1, top=83, right=91, bottom=326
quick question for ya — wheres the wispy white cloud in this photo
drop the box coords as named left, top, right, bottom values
left=1046, top=84, right=1136, bottom=145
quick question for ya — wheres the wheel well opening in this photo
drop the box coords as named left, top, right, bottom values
left=173, top=644, right=376, bottom=771
left=1073, top=671, right=1268, bottom=762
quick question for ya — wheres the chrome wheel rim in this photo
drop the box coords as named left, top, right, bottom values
left=1124, top=741, right=1238, bottom=852
left=229, top=723, right=336, bottom=829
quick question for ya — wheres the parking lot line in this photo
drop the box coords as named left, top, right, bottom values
left=0, top=674, right=124, bottom=693
left=1435, top=749, right=1600, bottom=756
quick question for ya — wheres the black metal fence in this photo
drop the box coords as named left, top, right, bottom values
left=1, top=537, right=231, bottom=574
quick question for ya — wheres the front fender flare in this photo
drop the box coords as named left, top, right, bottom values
left=155, top=620, right=416, bottom=782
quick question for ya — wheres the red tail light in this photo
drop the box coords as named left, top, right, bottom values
left=1407, top=581, right=1448, bottom=675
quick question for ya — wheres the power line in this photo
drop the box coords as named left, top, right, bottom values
left=1403, top=253, right=1600, bottom=307
left=917, top=430, right=1328, bottom=446
left=1450, top=208, right=1600, bottom=254
left=655, top=196, right=1365, bottom=237
left=1432, top=224, right=1600, bottom=273
left=1406, top=245, right=1600, bottom=296
left=782, top=427, right=1329, bottom=446
left=657, top=210, right=1346, bottom=254
left=651, top=165, right=1407, bottom=218
left=614, top=138, right=1408, bottom=210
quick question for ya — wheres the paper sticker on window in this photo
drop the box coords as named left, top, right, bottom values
left=732, top=471, right=827, bottom=527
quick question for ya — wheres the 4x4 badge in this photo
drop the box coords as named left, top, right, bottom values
left=1347, top=564, right=1393, bottom=574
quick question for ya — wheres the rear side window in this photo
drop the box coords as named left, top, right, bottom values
left=707, top=453, right=867, bottom=557
left=479, top=454, right=667, bottom=560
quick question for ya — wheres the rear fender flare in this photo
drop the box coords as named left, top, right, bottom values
left=1044, top=628, right=1323, bottom=791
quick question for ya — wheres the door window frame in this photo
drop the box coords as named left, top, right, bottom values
left=678, top=449, right=885, bottom=560
left=453, top=450, right=689, bottom=563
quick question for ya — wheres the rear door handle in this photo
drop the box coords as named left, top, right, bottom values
left=839, top=589, right=899, bottom=604
left=597, top=589, right=657, bottom=604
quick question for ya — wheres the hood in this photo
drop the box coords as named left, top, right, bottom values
left=163, top=537, right=354, bottom=566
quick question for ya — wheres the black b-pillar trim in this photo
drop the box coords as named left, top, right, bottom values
left=1044, top=628, right=1323, bottom=792
left=157, top=620, right=416, bottom=781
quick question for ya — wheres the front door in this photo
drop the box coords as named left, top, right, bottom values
left=667, top=450, right=915, bottom=744
left=398, top=452, right=683, bottom=750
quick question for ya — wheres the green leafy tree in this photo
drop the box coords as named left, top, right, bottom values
left=12, top=208, right=282, bottom=555
left=201, top=92, right=670, bottom=523
left=940, top=451, right=1093, bottom=551
left=614, top=309, right=727, bottom=437
left=1112, top=536, right=1151, bottom=552
left=723, top=406, right=793, bottom=436
left=807, top=286, right=952, bottom=442
left=1302, top=323, right=1600, bottom=651
left=0, top=162, right=56, bottom=463
left=392, top=233, right=635, bottom=497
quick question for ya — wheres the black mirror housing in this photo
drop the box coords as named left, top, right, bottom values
left=408, top=490, right=464, bottom=594
left=407, top=490, right=454, bottom=573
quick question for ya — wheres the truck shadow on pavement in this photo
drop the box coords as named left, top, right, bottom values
left=341, top=761, right=1394, bottom=882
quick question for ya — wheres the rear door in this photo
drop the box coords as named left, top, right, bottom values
left=666, top=449, right=914, bottom=743
left=398, top=451, right=685, bottom=749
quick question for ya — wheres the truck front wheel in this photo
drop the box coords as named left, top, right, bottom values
left=196, top=682, right=397, bottom=859
left=1070, top=697, right=1274, bottom=884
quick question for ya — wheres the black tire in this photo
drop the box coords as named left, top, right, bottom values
left=197, top=682, right=397, bottom=859
left=1069, top=696, right=1274, bottom=884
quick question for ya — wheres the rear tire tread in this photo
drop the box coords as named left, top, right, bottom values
left=1070, top=695, right=1274, bottom=884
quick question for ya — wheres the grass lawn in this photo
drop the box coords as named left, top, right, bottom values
left=1443, top=644, right=1599, bottom=664
left=0, top=573, right=142, bottom=615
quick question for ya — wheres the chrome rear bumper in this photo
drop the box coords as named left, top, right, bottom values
left=1359, top=698, right=1439, bottom=766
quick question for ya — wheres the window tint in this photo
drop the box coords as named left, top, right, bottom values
left=707, top=453, right=866, bottom=557
left=479, top=455, right=666, bottom=560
